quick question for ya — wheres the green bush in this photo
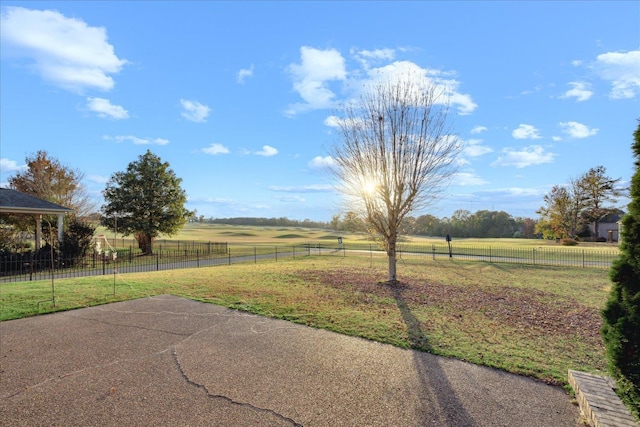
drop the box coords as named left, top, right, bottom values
left=601, top=121, right=640, bottom=420
left=60, top=218, right=96, bottom=261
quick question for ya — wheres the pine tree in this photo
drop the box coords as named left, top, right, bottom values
left=602, top=121, right=640, bottom=419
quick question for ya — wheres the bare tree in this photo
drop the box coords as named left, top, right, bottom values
left=331, top=75, right=461, bottom=283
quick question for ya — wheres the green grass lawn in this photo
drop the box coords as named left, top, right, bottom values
left=0, top=254, right=610, bottom=389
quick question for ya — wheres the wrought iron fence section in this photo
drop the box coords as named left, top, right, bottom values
left=0, top=240, right=618, bottom=283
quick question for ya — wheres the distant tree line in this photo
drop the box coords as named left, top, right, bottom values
left=202, top=216, right=331, bottom=229
left=201, top=210, right=538, bottom=239
left=329, top=209, right=537, bottom=238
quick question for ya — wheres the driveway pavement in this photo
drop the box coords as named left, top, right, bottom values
left=0, top=295, right=582, bottom=426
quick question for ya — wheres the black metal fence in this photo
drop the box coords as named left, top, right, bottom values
left=0, top=240, right=619, bottom=283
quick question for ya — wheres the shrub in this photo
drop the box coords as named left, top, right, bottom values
left=602, top=121, right=640, bottom=420
left=60, top=218, right=96, bottom=265
left=560, top=238, right=578, bottom=246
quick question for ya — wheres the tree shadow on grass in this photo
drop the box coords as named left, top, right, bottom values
left=391, top=281, right=477, bottom=426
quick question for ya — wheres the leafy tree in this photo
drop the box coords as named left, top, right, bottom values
left=471, top=210, right=517, bottom=238
left=6, top=151, right=95, bottom=240
left=414, top=214, right=441, bottom=236
left=579, top=166, right=623, bottom=238
left=450, top=209, right=472, bottom=237
left=101, top=150, right=191, bottom=255
left=8, top=150, right=95, bottom=218
left=329, top=214, right=341, bottom=230
left=331, top=74, right=460, bottom=283
left=517, top=217, right=538, bottom=239
left=342, top=211, right=365, bottom=233
left=601, top=121, right=640, bottom=419
left=536, top=182, right=586, bottom=239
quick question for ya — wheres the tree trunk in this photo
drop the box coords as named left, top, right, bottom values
left=146, top=233, right=154, bottom=255
left=387, top=234, right=397, bottom=283
left=388, top=253, right=397, bottom=283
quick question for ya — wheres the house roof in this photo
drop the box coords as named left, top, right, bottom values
left=0, top=188, right=73, bottom=215
left=601, top=211, right=624, bottom=224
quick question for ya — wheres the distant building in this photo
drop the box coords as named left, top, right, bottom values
left=590, top=211, right=624, bottom=242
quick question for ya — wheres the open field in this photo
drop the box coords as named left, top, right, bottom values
left=96, top=222, right=620, bottom=254
left=0, top=254, right=610, bottom=389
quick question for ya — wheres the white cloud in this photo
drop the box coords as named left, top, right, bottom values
left=323, top=115, right=365, bottom=129
left=561, top=82, right=593, bottom=102
left=352, top=48, right=395, bottom=69
left=0, top=6, right=126, bottom=92
left=463, top=139, right=493, bottom=157
left=0, top=158, right=25, bottom=172
left=287, top=48, right=476, bottom=117
left=86, top=97, right=128, bottom=119
left=180, top=99, right=211, bottom=123
left=237, top=65, right=254, bottom=84
left=512, top=124, right=542, bottom=140
left=363, top=61, right=477, bottom=115
left=88, top=175, right=109, bottom=184
left=324, top=115, right=341, bottom=127
left=103, top=135, right=169, bottom=145
left=308, top=156, right=336, bottom=169
left=255, top=145, right=278, bottom=157
left=274, top=194, right=306, bottom=203
left=286, top=46, right=347, bottom=115
left=559, top=121, right=598, bottom=138
left=492, top=145, right=555, bottom=168
left=452, top=172, right=489, bottom=186
left=470, top=126, right=488, bottom=134
left=201, top=143, right=229, bottom=155
left=593, top=50, right=640, bottom=99
left=269, top=184, right=334, bottom=193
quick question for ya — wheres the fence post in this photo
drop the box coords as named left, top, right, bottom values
left=533, top=248, right=536, bottom=265
left=583, top=250, right=585, bottom=268
left=197, top=249, right=200, bottom=268
left=275, top=246, right=278, bottom=262
left=156, top=253, right=159, bottom=271
left=432, top=244, right=436, bottom=260
left=228, top=249, right=231, bottom=265
left=489, top=246, right=492, bottom=263
left=293, top=245, right=296, bottom=259
left=102, top=254, right=106, bottom=275
left=254, top=247, right=257, bottom=263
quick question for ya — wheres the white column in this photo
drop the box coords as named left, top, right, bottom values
left=35, top=215, right=42, bottom=250
left=57, top=214, right=64, bottom=244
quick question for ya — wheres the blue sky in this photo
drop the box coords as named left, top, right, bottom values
left=1, top=1, right=639, bottom=222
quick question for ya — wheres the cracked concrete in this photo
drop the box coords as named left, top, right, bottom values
left=1, top=295, right=582, bottom=426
